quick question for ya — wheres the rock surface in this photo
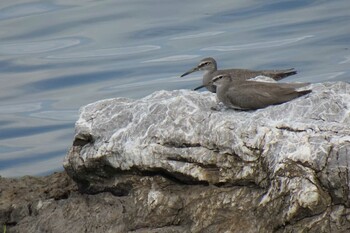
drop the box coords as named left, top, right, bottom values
left=63, top=81, right=350, bottom=232
left=2, top=82, right=350, bottom=232
left=0, top=172, right=78, bottom=232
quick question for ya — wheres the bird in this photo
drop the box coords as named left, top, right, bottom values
left=209, top=74, right=312, bottom=110
left=180, top=57, right=297, bottom=93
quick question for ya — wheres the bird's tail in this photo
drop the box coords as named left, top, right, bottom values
left=265, top=68, right=297, bottom=81
left=297, top=89, right=312, bottom=97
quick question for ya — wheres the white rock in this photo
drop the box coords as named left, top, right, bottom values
left=64, top=81, right=350, bottom=223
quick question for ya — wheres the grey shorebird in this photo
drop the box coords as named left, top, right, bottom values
left=180, top=57, right=297, bottom=93
left=209, top=74, right=311, bottom=110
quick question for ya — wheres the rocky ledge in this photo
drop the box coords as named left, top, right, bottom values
left=2, top=82, right=350, bottom=233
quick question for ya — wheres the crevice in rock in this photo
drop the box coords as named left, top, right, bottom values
left=310, top=117, right=326, bottom=122
left=28, top=204, right=32, bottom=216
left=78, top=164, right=211, bottom=195
left=4, top=221, right=17, bottom=227
left=289, top=159, right=316, bottom=173
left=80, top=181, right=133, bottom=197
left=276, top=126, right=307, bottom=133
left=53, top=191, right=70, bottom=200
left=72, top=133, right=94, bottom=147
left=128, top=224, right=184, bottom=232
left=109, top=163, right=210, bottom=186
left=100, top=185, right=133, bottom=197
left=157, top=140, right=229, bottom=156
left=161, top=141, right=202, bottom=148
left=319, top=145, right=333, bottom=173
left=166, top=156, right=219, bottom=169
left=140, top=168, right=209, bottom=186
left=242, top=141, right=263, bottom=156
left=213, top=180, right=263, bottom=189
left=275, top=207, right=330, bottom=232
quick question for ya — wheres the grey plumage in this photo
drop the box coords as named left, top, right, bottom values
left=210, top=74, right=312, bottom=110
left=180, top=57, right=297, bottom=93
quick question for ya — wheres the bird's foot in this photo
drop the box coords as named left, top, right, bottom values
left=211, top=102, right=226, bottom=111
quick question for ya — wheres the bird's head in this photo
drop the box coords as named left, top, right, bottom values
left=210, top=74, right=232, bottom=86
left=180, top=57, right=217, bottom=77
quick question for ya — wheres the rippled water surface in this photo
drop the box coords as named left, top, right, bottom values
left=1, top=0, right=349, bottom=176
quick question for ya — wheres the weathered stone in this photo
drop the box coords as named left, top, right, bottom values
left=2, top=82, right=350, bottom=233
left=61, top=81, right=350, bottom=232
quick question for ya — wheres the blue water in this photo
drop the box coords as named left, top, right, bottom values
left=1, top=0, right=349, bottom=177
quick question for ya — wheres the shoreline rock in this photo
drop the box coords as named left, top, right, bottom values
left=2, top=82, right=350, bottom=232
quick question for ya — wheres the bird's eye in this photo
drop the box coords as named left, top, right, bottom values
left=213, top=75, right=223, bottom=82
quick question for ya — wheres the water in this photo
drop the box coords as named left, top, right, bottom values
left=0, top=0, right=349, bottom=177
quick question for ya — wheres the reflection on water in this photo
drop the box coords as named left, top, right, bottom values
left=202, top=35, right=314, bottom=51
left=170, top=31, right=225, bottom=40
left=48, top=45, right=161, bottom=59
left=340, top=56, right=350, bottom=64
left=0, top=2, right=65, bottom=20
left=0, top=38, right=81, bottom=55
left=0, top=0, right=349, bottom=176
left=142, top=55, right=200, bottom=63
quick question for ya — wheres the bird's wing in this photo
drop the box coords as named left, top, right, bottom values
left=226, top=82, right=301, bottom=109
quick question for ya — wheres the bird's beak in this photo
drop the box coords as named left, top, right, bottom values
left=193, top=85, right=206, bottom=91
left=180, top=66, right=199, bottom=77
left=193, top=82, right=214, bottom=91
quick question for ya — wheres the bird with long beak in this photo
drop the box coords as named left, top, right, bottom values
left=209, top=74, right=311, bottom=110
left=180, top=57, right=297, bottom=93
